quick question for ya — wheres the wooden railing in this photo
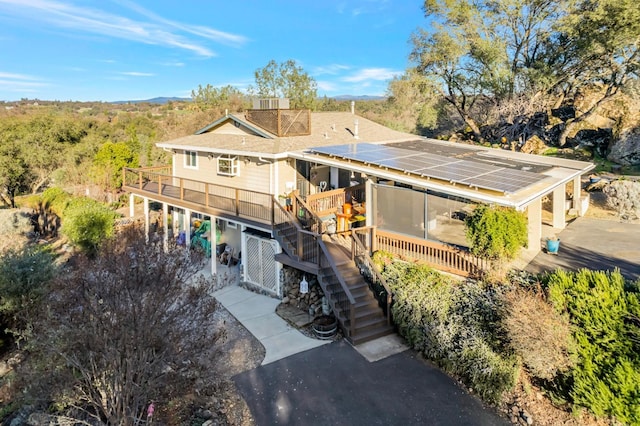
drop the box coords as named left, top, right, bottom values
left=373, top=229, right=488, bottom=277
left=352, top=228, right=393, bottom=325
left=290, top=191, right=325, bottom=234
left=305, top=184, right=365, bottom=217
left=123, top=167, right=273, bottom=224
left=273, top=200, right=320, bottom=264
left=317, top=239, right=356, bottom=339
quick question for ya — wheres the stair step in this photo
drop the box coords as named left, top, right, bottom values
left=351, top=325, right=395, bottom=346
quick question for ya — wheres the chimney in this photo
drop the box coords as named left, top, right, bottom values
left=350, top=101, right=355, bottom=114
left=354, top=119, right=359, bottom=139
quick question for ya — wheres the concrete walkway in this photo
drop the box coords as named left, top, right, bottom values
left=213, top=284, right=330, bottom=365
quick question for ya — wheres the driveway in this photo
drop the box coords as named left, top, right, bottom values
left=233, top=341, right=508, bottom=426
left=526, top=217, right=640, bottom=281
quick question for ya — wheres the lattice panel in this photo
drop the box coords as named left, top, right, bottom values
left=260, top=239, right=278, bottom=293
left=245, top=235, right=279, bottom=295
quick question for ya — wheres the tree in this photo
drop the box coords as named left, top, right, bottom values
left=555, top=0, right=640, bottom=146
left=0, top=142, right=33, bottom=208
left=250, top=59, right=318, bottom=109
left=411, top=0, right=567, bottom=141
left=92, top=141, right=139, bottom=191
left=190, top=84, right=247, bottom=112
left=386, top=69, right=440, bottom=133
left=23, top=228, right=225, bottom=424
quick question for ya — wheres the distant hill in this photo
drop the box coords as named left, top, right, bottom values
left=111, top=97, right=190, bottom=105
left=111, top=95, right=385, bottom=104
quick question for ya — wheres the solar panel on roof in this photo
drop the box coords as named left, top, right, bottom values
left=310, top=142, right=547, bottom=194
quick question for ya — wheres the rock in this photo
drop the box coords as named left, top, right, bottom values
left=609, top=126, right=640, bottom=165
left=521, top=410, right=533, bottom=425
left=202, top=420, right=215, bottom=426
left=282, top=296, right=290, bottom=304
left=199, top=409, right=214, bottom=420
left=573, top=128, right=612, bottom=157
left=520, top=135, right=548, bottom=155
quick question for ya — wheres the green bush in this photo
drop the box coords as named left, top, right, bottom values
left=0, top=246, right=57, bottom=339
left=40, top=187, right=71, bottom=216
left=61, top=197, right=118, bottom=255
left=381, top=260, right=518, bottom=403
left=465, top=205, right=527, bottom=261
left=547, top=269, right=640, bottom=425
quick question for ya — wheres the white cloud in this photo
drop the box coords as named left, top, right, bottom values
left=312, top=64, right=350, bottom=76
left=119, top=71, right=155, bottom=77
left=342, top=67, right=402, bottom=83
left=316, top=81, right=338, bottom=92
left=0, top=0, right=247, bottom=57
left=161, top=61, right=185, bottom=67
left=0, top=72, right=48, bottom=91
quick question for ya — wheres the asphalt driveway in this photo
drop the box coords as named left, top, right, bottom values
left=526, top=217, right=640, bottom=281
left=233, top=341, right=508, bottom=426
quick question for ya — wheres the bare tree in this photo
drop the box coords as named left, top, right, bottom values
left=23, top=227, right=225, bottom=425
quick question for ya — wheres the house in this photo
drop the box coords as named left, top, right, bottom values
left=123, top=99, right=594, bottom=344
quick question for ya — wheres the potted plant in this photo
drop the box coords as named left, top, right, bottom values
left=546, top=235, right=560, bottom=254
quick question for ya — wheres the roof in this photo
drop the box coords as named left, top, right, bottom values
left=156, top=111, right=416, bottom=157
left=155, top=109, right=595, bottom=208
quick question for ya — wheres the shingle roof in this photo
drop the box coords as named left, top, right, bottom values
left=156, top=111, right=417, bottom=156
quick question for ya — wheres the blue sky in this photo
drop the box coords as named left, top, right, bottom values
left=0, top=0, right=426, bottom=102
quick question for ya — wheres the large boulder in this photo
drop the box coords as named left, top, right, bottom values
left=608, top=127, right=640, bottom=166
left=520, top=134, right=548, bottom=154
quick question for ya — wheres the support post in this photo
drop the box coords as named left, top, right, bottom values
left=211, top=218, right=217, bottom=276
left=526, top=198, right=542, bottom=252
left=129, top=193, right=135, bottom=218
left=162, top=203, right=169, bottom=252
left=184, top=209, right=191, bottom=248
left=573, top=176, right=583, bottom=216
left=552, top=186, right=566, bottom=229
left=143, top=197, right=149, bottom=243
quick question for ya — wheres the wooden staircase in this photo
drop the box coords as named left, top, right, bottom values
left=318, top=238, right=394, bottom=345
left=272, top=205, right=393, bottom=345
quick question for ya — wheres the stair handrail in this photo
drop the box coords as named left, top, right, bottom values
left=316, top=238, right=357, bottom=338
left=291, top=191, right=325, bottom=233
left=350, top=228, right=393, bottom=326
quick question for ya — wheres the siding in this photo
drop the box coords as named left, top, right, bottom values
left=174, top=150, right=272, bottom=194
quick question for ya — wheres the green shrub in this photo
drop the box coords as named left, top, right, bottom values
left=41, top=187, right=71, bottom=216
left=547, top=269, right=640, bottom=425
left=61, top=197, right=118, bottom=255
left=381, top=260, right=519, bottom=403
left=465, top=205, right=527, bottom=261
left=0, top=245, right=57, bottom=339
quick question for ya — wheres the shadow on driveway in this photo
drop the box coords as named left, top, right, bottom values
left=233, top=341, right=508, bottom=426
left=526, top=218, right=640, bottom=281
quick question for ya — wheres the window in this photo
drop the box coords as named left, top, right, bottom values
left=184, top=150, right=198, bottom=169
left=217, top=155, right=239, bottom=176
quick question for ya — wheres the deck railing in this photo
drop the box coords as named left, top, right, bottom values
left=273, top=200, right=320, bottom=264
left=352, top=228, right=393, bottom=325
left=317, top=239, right=356, bottom=338
left=123, top=167, right=488, bottom=277
left=305, top=184, right=365, bottom=217
left=373, top=229, right=488, bottom=277
left=123, top=167, right=273, bottom=224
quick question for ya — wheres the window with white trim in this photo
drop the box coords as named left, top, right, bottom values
left=184, top=150, right=198, bottom=169
left=217, top=155, right=239, bottom=176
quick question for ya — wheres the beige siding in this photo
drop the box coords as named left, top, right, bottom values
left=212, top=121, right=263, bottom=136
left=275, top=159, right=298, bottom=196
left=173, top=150, right=272, bottom=194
